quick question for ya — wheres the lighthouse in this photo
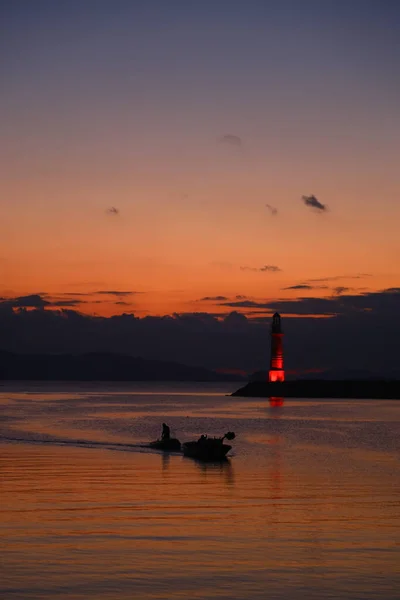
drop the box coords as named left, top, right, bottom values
left=269, top=312, right=285, bottom=382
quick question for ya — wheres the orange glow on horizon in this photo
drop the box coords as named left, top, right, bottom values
left=1, top=0, right=399, bottom=322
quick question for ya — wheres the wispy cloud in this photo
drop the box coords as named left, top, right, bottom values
left=307, top=274, right=372, bottom=283
left=196, top=294, right=248, bottom=303
left=106, top=206, right=119, bottom=216
left=241, top=265, right=281, bottom=273
left=95, top=290, right=140, bottom=297
left=199, top=296, right=229, bottom=301
left=283, top=284, right=329, bottom=290
left=333, top=286, right=351, bottom=295
left=283, top=284, right=313, bottom=290
left=301, top=194, right=326, bottom=211
left=219, top=300, right=260, bottom=308
left=57, top=292, right=89, bottom=297
left=218, top=134, right=242, bottom=147
left=50, top=299, right=86, bottom=307
left=265, top=204, right=278, bottom=216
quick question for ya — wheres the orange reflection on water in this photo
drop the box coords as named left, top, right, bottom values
left=1, top=394, right=400, bottom=600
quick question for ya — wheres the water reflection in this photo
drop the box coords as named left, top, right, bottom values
left=269, top=396, right=284, bottom=407
left=268, top=436, right=283, bottom=502
left=184, top=456, right=235, bottom=488
left=2, top=388, right=399, bottom=600
left=161, top=451, right=170, bottom=472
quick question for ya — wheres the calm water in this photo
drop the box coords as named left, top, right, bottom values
left=1, top=383, right=399, bottom=600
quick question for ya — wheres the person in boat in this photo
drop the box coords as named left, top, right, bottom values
left=198, top=434, right=207, bottom=443
left=161, top=423, right=170, bottom=440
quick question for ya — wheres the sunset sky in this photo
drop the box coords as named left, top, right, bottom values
left=1, top=0, right=399, bottom=318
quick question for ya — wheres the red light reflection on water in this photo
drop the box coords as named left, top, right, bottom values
left=269, top=397, right=284, bottom=407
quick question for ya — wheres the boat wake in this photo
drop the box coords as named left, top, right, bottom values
left=0, top=433, right=155, bottom=454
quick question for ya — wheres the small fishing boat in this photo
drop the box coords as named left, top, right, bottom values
left=148, top=423, right=181, bottom=451
left=148, top=437, right=181, bottom=451
left=182, top=432, right=235, bottom=461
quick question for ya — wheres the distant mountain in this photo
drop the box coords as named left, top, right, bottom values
left=0, top=351, right=246, bottom=382
left=309, top=368, right=400, bottom=380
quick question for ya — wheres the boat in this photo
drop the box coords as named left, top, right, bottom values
left=182, top=432, right=235, bottom=461
left=148, top=423, right=181, bottom=451
left=148, top=437, right=181, bottom=451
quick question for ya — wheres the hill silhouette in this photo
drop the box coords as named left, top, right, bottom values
left=1, top=287, right=399, bottom=375
left=0, top=351, right=245, bottom=382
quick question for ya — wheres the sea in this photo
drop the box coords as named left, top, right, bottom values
left=1, top=382, right=399, bottom=600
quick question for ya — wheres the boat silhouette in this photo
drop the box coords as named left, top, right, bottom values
left=148, top=437, right=181, bottom=451
left=182, top=431, right=236, bottom=461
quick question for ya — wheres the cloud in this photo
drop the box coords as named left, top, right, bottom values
left=219, top=300, right=260, bottom=309
left=115, top=301, right=132, bottom=306
left=218, top=134, right=242, bottom=147
left=265, top=204, right=278, bottom=216
left=301, top=194, right=326, bottom=211
left=1, top=288, right=399, bottom=375
left=241, top=265, right=282, bottom=273
left=259, top=265, right=281, bottom=272
left=283, top=284, right=329, bottom=291
left=50, top=291, right=141, bottom=299
left=219, top=288, right=400, bottom=317
left=333, top=286, right=351, bottom=295
left=106, top=207, right=119, bottom=216
left=283, top=284, right=313, bottom=290
left=95, top=290, right=139, bottom=297
left=57, top=292, right=90, bottom=297
left=0, top=294, right=89, bottom=309
left=50, top=299, right=86, bottom=307
left=307, top=274, right=372, bottom=283
left=197, top=294, right=249, bottom=302
left=199, top=296, right=229, bottom=301
left=4, top=294, right=50, bottom=308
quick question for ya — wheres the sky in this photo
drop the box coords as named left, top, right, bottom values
left=1, top=0, right=399, bottom=321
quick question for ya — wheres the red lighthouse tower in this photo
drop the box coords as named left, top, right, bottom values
left=269, top=312, right=285, bottom=382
